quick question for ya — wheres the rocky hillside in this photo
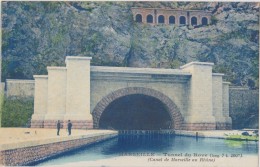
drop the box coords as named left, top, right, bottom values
left=2, top=2, right=259, bottom=88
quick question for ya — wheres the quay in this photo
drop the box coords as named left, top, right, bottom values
left=0, top=128, right=118, bottom=166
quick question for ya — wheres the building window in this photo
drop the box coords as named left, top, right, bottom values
left=158, top=15, right=165, bottom=23
left=191, top=17, right=197, bottom=26
left=169, top=16, right=175, bottom=24
left=135, top=14, right=142, bottom=23
left=147, top=14, right=153, bottom=23
left=202, top=17, right=208, bottom=25
left=179, top=16, right=186, bottom=25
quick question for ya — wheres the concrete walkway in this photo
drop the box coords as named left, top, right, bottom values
left=0, top=128, right=117, bottom=150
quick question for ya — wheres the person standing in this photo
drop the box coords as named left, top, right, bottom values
left=57, top=120, right=61, bottom=136
left=67, top=120, right=72, bottom=136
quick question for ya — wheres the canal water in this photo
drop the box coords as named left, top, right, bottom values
left=37, top=134, right=258, bottom=166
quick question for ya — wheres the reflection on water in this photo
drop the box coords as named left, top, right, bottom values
left=224, top=139, right=246, bottom=148
left=37, top=135, right=258, bottom=166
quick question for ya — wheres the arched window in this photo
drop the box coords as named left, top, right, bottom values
left=169, top=16, right=175, bottom=24
left=191, top=17, right=197, bottom=26
left=179, top=16, right=186, bottom=25
left=147, top=14, right=153, bottom=23
left=135, top=14, right=142, bottom=23
left=202, top=17, right=208, bottom=25
left=158, top=15, right=165, bottom=23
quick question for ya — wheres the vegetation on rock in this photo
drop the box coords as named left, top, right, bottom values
left=2, top=2, right=259, bottom=89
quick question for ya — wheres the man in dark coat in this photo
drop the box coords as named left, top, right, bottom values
left=67, top=120, right=72, bottom=135
left=57, top=120, right=61, bottom=136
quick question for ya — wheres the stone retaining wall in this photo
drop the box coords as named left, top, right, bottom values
left=181, top=123, right=216, bottom=131
left=42, top=120, right=93, bottom=129
left=5, top=79, right=34, bottom=98
left=229, top=87, right=259, bottom=129
left=0, top=133, right=117, bottom=166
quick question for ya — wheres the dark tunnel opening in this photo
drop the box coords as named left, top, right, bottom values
left=99, top=94, right=172, bottom=130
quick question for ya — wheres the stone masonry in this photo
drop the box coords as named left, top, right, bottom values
left=31, top=56, right=232, bottom=130
left=5, top=79, right=34, bottom=98
left=131, top=7, right=212, bottom=26
left=92, top=87, right=183, bottom=130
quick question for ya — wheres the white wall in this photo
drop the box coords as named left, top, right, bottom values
left=31, top=76, right=48, bottom=121
left=6, top=79, right=34, bottom=98
left=180, top=62, right=215, bottom=123
left=64, top=57, right=92, bottom=121
left=212, top=74, right=225, bottom=122
left=44, top=67, right=67, bottom=120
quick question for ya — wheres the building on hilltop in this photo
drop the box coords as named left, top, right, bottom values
left=131, top=7, right=212, bottom=26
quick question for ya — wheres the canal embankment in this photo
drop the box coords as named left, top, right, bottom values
left=175, top=129, right=258, bottom=141
left=119, top=129, right=258, bottom=140
left=0, top=128, right=118, bottom=166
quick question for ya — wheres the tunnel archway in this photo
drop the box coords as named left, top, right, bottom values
left=92, top=87, right=183, bottom=130
left=99, top=94, right=171, bottom=130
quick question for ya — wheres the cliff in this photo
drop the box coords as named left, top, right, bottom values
left=2, top=2, right=259, bottom=88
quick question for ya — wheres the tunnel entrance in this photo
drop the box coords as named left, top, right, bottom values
left=99, top=94, right=172, bottom=130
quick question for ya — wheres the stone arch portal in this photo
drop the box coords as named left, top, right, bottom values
left=92, top=87, right=183, bottom=130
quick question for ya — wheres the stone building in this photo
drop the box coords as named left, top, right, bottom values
left=131, top=7, right=212, bottom=26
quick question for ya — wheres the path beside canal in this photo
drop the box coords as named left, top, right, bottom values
left=0, top=128, right=117, bottom=166
left=0, top=128, right=116, bottom=146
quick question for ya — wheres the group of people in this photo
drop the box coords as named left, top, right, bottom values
left=56, top=120, right=72, bottom=136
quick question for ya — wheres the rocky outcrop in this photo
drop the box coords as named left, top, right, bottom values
left=229, top=87, right=259, bottom=129
left=2, top=2, right=259, bottom=88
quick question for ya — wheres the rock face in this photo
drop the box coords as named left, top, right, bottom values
left=229, top=88, right=259, bottom=129
left=2, top=2, right=259, bottom=88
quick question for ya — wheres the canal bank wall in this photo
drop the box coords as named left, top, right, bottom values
left=119, top=129, right=257, bottom=140
left=0, top=129, right=117, bottom=166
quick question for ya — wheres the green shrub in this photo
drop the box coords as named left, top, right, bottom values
left=211, top=15, right=218, bottom=25
left=1, top=97, right=33, bottom=127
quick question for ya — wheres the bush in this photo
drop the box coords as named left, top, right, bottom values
left=1, top=97, right=34, bottom=127
left=211, top=15, right=218, bottom=25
